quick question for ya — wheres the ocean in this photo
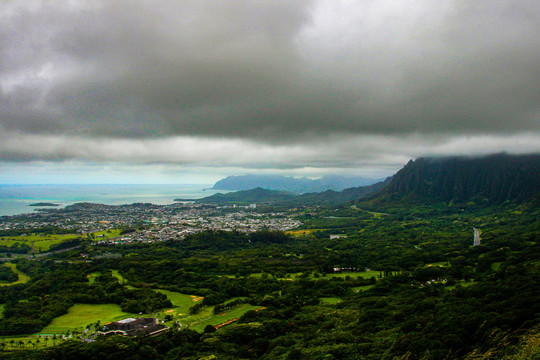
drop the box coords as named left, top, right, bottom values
left=0, top=184, right=226, bottom=217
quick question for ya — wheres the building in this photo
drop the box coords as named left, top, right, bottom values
left=102, top=318, right=168, bottom=337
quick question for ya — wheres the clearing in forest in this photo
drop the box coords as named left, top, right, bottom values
left=37, top=304, right=135, bottom=335
left=0, top=263, right=29, bottom=286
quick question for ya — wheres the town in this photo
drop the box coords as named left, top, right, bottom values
left=0, top=202, right=302, bottom=246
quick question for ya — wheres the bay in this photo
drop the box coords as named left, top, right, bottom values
left=0, top=184, right=225, bottom=216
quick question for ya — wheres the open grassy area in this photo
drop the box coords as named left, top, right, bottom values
left=0, top=234, right=80, bottom=252
left=87, top=272, right=101, bottom=284
left=89, top=229, right=122, bottom=240
left=286, top=229, right=327, bottom=236
left=185, top=304, right=261, bottom=332
left=37, top=304, right=135, bottom=335
left=111, top=270, right=127, bottom=284
left=157, top=290, right=202, bottom=310
left=352, top=284, right=375, bottom=292
left=320, top=297, right=342, bottom=305
left=249, top=270, right=382, bottom=282
left=154, top=290, right=259, bottom=332
left=0, top=263, right=29, bottom=286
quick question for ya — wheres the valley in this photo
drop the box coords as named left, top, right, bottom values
left=0, top=154, right=538, bottom=359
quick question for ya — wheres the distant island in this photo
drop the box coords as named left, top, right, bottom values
left=29, top=202, right=60, bottom=207
left=212, top=174, right=381, bottom=193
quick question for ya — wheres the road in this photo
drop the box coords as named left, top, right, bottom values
left=473, top=227, right=480, bottom=246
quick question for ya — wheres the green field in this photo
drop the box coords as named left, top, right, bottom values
left=87, top=272, right=101, bottom=284
left=185, top=304, right=261, bottom=332
left=248, top=270, right=381, bottom=282
left=286, top=229, right=327, bottom=236
left=155, top=290, right=259, bottom=332
left=111, top=270, right=127, bottom=284
left=157, top=290, right=202, bottom=310
left=0, top=234, right=80, bottom=252
left=37, top=304, right=135, bottom=335
left=90, top=229, right=122, bottom=239
left=320, top=297, right=342, bottom=305
left=0, top=263, right=29, bottom=286
left=352, top=284, right=375, bottom=292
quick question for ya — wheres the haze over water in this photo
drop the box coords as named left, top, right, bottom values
left=0, top=184, right=223, bottom=216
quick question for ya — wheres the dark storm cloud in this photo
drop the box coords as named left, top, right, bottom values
left=2, top=0, right=539, bottom=141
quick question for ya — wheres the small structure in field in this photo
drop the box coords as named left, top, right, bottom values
left=101, top=318, right=168, bottom=337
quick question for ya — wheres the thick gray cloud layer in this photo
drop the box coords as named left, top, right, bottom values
left=1, top=0, right=539, bottom=177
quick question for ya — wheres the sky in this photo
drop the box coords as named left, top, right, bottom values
left=1, top=0, right=540, bottom=184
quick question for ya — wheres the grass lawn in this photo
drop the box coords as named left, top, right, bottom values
left=352, top=284, right=375, bottom=292
left=320, top=297, right=342, bottom=305
left=249, top=270, right=381, bottom=282
left=90, top=229, right=122, bottom=239
left=111, top=270, right=127, bottom=284
left=185, top=304, right=261, bottom=332
left=87, top=272, right=101, bottom=284
left=154, top=290, right=258, bottom=332
left=286, top=229, right=327, bottom=236
left=0, top=234, right=80, bottom=252
left=0, top=263, right=29, bottom=286
left=37, top=304, right=135, bottom=335
left=156, top=290, right=202, bottom=311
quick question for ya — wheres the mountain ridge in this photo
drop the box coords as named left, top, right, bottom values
left=212, top=174, right=380, bottom=193
left=372, top=153, right=540, bottom=205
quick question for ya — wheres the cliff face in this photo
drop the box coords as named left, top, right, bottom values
left=382, top=154, right=540, bottom=203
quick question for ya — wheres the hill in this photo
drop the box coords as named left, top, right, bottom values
left=195, top=187, right=295, bottom=204
left=212, top=174, right=380, bottom=193
left=197, top=180, right=390, bottom=205
left=373, top=153, right=540, bottom=205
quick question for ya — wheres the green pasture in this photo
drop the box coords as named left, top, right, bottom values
left=0, top=234, right=80, bottom=252
left=320, top=297, right=342, bottom=305
left=89, top=229, right=122, bottom=239
left=157, top=289, right=201, bottom=310
left=155, top=290, right=258, bottom=332
left=352, top=284, right=375, bottom=292
left=37, top=304, right=135, bottom=335
left=111, top=270, right=127, bottom=284
left=249, top=270, right=381, bottom=282
left=0, top=263, right=29, bottom=286
left=286, top=229, right=327, bottom=236
left=87, top=272, right=101, bottom=284
left=184, top=304, right=261, bottom=332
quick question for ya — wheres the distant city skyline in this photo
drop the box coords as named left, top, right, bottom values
left=1, top=0, right=539, bottom=184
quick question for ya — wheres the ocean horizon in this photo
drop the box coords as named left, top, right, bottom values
left=0, top=184, right=225, bottom=217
